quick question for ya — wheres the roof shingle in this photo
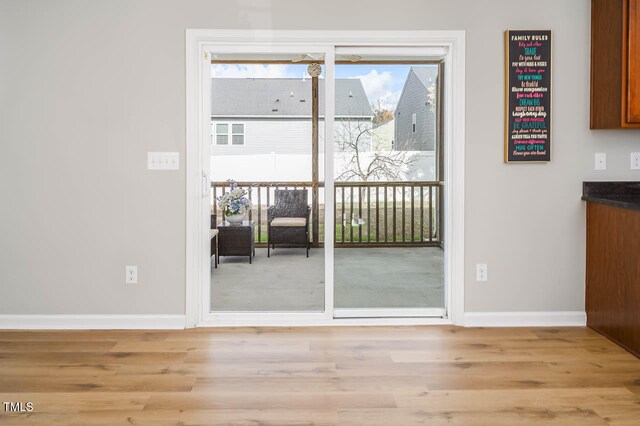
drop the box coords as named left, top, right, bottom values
left=211, top=78, right=373, bottom=117
left=410, top=66, right=439, bottom=89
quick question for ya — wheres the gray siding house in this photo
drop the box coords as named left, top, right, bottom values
left=394, top=67, right=438, bottom=151
left=211, top=78, right=373, bottom=155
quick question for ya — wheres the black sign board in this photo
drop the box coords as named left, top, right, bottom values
left=505, top=30, right=552, bottom=163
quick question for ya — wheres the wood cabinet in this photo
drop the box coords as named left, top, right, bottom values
left=586, top=202, right=640, bottom=358
left=591, top=0, right=640, bottom=128
left=629, top=0, right=640, bottom=123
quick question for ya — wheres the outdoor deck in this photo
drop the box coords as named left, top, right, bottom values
left=211, top=247, right=444, bottom=311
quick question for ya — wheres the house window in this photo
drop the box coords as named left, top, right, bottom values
left=215, top=123, right=229, bottom=145
left=215, top=123, right=245, bottom=145
left=231, top=123, right=245, bottom=145
left=412, top=113, right=417, bottom=133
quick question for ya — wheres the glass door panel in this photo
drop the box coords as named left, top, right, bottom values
left=209, top=54, right=326, bottom=312
left=332, top=52, right=445, bottom=315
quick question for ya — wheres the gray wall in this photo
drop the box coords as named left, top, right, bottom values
left=1, top=0, right=639, bottom=316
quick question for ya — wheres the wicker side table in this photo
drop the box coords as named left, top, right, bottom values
left=217, top=220, right=255, bottom=264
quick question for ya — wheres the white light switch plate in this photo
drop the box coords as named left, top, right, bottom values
left=148, top=152, right=179, bottom=170
left=595, top=153, right=606, bottom=171
left=631, top=153, right=640, bottom=170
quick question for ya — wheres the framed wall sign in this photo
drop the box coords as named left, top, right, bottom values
left=504, top=30, right=552, bottom=163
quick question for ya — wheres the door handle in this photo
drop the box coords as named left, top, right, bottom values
left=202, top=171, right=210, bottom=198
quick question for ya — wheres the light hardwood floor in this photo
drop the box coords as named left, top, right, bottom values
left=0, top=326, right=639, bottom=425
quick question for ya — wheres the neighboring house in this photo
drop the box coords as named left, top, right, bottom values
left=211, top=78, right=373, bottom=155
left=371, top=118, right=394, bottom=151
left=394, top=66, right=438, bottom=151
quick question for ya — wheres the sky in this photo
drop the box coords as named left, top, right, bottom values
left=211, top=63, right=431, bottom=110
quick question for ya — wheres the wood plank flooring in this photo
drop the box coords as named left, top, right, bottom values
left=0, top=326, right=639, bottom=425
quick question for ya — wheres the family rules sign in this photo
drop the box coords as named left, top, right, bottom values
left=505, top=30, right=552, bottom=163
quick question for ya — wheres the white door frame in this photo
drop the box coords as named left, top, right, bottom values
left=185, top=30, right=465, bottom=327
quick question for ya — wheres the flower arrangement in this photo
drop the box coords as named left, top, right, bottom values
left=217, top=180, right=252, bottom=218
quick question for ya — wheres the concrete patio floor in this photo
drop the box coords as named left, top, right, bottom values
left=211, top=247, right=444, bottom=312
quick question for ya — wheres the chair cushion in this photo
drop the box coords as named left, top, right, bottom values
left=210, top=229, right=219, bottom=239
left=271, top=217, right=306, bottom=227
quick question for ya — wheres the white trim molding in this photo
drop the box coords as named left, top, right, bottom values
left=186, top=29, right=466, bottom=327
left=463, top=311, right=587, bottom=327
left=0, top=315, right=186, bottom=330
left=334, top=308, right=446, bottom=318
left=199, top=317, right=452, bottom=328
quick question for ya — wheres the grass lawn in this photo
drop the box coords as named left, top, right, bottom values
left=218, top=203, right=439, bottom=243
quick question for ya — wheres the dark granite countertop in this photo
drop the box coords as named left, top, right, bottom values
left=582, top=182, right=640, bottom=211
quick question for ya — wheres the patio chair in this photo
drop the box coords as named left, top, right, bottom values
left=267, top=189, right=310, bottom=257
left=210, top=214, right=218, bottom=268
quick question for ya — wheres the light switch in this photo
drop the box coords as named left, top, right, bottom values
left=148, top=152, right=179, bottom=170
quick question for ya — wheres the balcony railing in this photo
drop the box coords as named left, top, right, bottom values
left=211, top=181, right=442, bottom=247
left=334, top=181, right=442, bottom=247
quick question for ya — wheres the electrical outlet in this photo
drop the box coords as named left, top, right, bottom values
left=631, top=153, right=640, bottom=170
left=126, top=265, right=138, bottom=284
left=476, top=263, right=488, bottom=282
left=595, top=153, right=607, bottom=171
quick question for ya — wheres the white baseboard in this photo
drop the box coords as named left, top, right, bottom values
left=0, top=312, right=586, bottom=330
left=463, top=311, right=586, bottom=327
left=0, top=315, right=186, bottom=330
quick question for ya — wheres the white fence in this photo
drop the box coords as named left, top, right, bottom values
left=211, top=152, right=436, bottom=183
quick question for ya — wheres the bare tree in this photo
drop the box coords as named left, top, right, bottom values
left=334, top=118, right=419, bottom=182
left=427, top=81, right=437, bottom=113
left=371, top=98, right=394, bottom=126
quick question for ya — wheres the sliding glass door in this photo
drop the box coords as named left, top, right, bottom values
left=205, top=45, right=446, bottom=320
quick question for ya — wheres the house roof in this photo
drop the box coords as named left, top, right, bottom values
left=211, top=78, right=373, bottom=117
left=409, top=66, right=438, bottom=89
left=394, top=66, right=439, bottom=115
